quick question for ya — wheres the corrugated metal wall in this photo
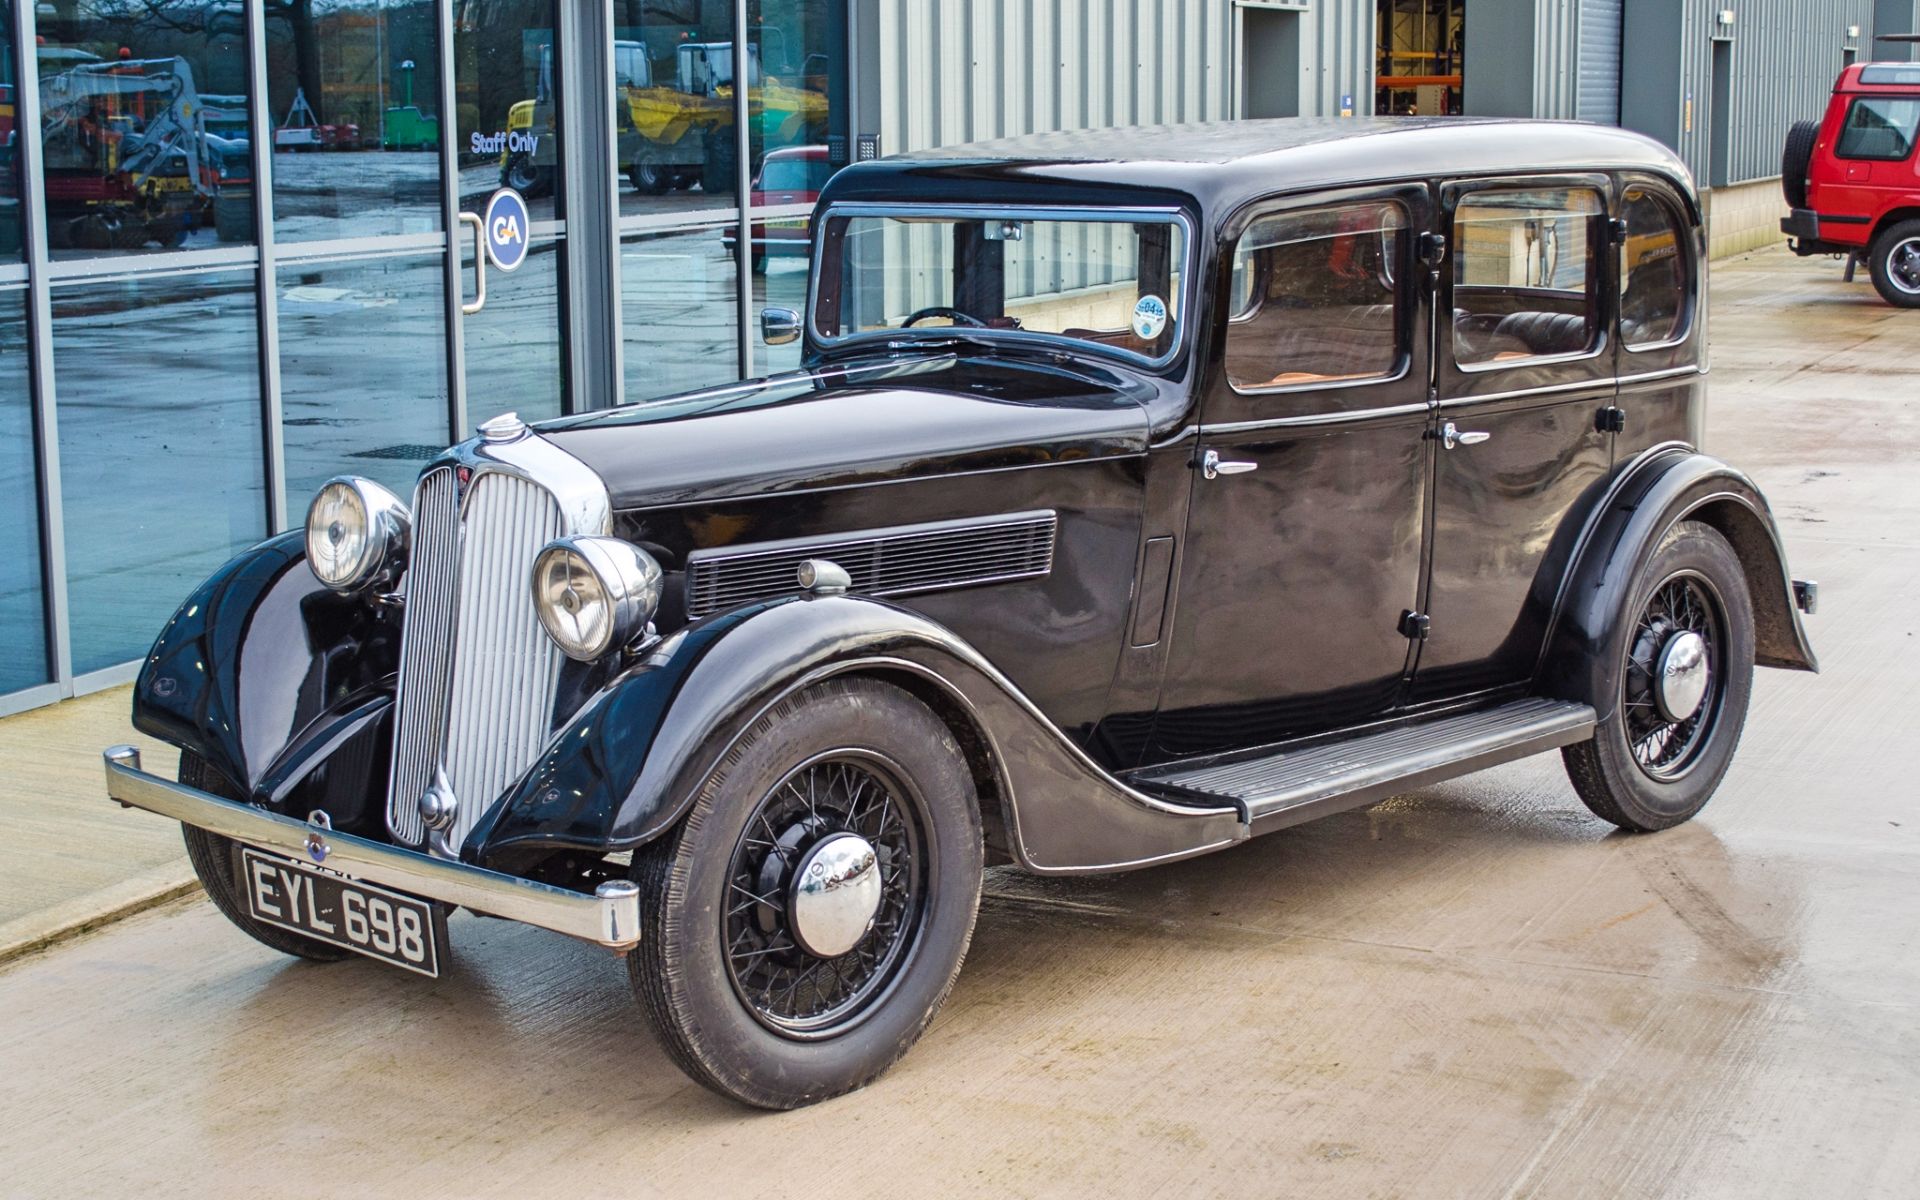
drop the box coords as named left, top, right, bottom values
left=869, top=0, right=1374, bottom=158
left=1626, top=1, right=1876, bottom=186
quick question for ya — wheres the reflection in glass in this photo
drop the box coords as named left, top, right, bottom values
left=456, top=1, right=563, bottom=222
left=612, top=3, right=739, bottom=219
left=465, top=233, right=565, bottom=431
left=278, top=253, right=449, bottom=512
left=266, top=0, right=443, bottom=243
left=622, top=225, right=741, bottom=401
left=0, top=5, right=23, bottom=264
left=34, top=4, right=254, bottom=258
left=756, top=250, right=808, bottom=376
left=0, top=287, right=47, bottom=692
left=745, top=1, right=835, bottom=200
left=53, top=271, right=265, bottom=674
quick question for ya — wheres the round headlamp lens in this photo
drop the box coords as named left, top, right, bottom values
left=533, top=545, right=614, bottom=660
left=531, top=537, right=663, bottom=662
left=307, top=480, right=373, bottom=589
left=304, top=476, right=407, bottom=593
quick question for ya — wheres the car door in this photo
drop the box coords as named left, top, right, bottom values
left=1151, top=185, right=1433, bottom=759
left=1410, top=177, right=1617, bottom=701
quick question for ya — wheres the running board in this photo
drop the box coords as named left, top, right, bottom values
left=1128, top=699, right=1596, bottom=835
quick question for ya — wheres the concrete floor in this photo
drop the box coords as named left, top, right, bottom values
left=1, top=246, right=1915, bottom=1197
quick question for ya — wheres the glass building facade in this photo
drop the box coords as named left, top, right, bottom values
left=1, top=0, right=849, bottom=715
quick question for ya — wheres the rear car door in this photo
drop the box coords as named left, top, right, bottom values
left=1411, top=178, right=1616, bottom=701
left=1153, top=186, right=1432, bottom=758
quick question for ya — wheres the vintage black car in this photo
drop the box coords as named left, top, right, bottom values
left=105, top=117, right=1818, bottom=1109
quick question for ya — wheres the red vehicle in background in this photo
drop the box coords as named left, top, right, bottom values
left=1781, top=53, right=1920, bottom=307
left=723, top=144, right=830, bottom=272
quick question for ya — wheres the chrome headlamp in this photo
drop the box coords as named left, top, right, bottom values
left=305, top=476, right=409, bottom=593
left=531, top=536, right=664, bottom=661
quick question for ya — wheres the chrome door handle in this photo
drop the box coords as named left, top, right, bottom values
left=1201, top=449, right=1258, bottom=479
left=458, top=211, right=487, bottom=315
left=1441, top=421, right=1490, bottom=450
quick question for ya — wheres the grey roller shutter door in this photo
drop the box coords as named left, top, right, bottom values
left=1578, top=0, right=1623, bottom=125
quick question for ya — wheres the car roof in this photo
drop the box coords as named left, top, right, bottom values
left=1839, top=61, right=1920, bottom=91
left=820, top=117, right=1698, bottom=233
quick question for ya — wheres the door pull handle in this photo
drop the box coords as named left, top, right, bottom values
left=458, top=211, right=487, bottom=315
left=1440, top=421, right=1490, bottom=450
left=1201, top=449, right=1258, bottom=479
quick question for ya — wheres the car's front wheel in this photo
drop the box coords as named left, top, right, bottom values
left=628, top=677, right=983, bottom=1109
left=1868, top=218, right=1920, bottom=309
left=1562, top=521, right=1754, bottom=832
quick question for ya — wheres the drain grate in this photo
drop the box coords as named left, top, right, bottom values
left=349, top=444, right=444, bottom=461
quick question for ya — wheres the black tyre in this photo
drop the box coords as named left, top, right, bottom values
left=502, top=153, right=549, bottom=198
left=627, top=157, right=672, bottom=195
left=1867, top=218, right=1920, bottom=309
left=629, top=677, right=983, bottom=1109
left=1781, top=119, right=1819, bottom=210
left=700, top=132, right=737, bottom=196
left=1563, top=521, right=1754, bottom=832
left=179, top=752, right=352, bottom=963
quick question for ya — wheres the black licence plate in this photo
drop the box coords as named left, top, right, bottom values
left=240, top=848, right=444, bottom=977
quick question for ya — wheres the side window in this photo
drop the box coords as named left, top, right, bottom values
left=1224, top=202, right=1405, bottom=392
left=1452, top=188, right=1602, bottom=368
left=1620, top=187, right=1691, bottom=350
left=1836, top=97, right=1920, bottom=161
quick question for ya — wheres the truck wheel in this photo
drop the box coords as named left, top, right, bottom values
left=1562, top=521, right=1754, bottom=832
left=628, top=677, right=983, bottom=1109
left=1867, top=219, right=1920, bottom=309
left=627, top=158, right=672, bottom=195
left=502, top=153, right=548, bottom=198
left=1780, top=119, right=1819, bottom=210
left=178, top=752, right=352, bottom=963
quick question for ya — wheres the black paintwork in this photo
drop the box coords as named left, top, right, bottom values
left=133, top=117, right=1814, bottom=883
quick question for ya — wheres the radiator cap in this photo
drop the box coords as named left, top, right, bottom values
left=478, top=411, right=529, bottom=443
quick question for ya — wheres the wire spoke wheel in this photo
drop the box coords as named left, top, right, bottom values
left=722, top=750, right=927, bottom=1037
left=1621, top=571, right=1725, bottom=781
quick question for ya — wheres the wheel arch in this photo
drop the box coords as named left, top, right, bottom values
left=470, top=594, right=1241, bottom=875
left=1871, top=207, right=1920, bottom=246
left=1537, top=448, right=1817, bottom=722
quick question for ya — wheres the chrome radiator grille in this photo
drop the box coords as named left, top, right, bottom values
left=386, top=467, right=569, bottom=851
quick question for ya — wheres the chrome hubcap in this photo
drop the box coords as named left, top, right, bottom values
left=787, top=832, right=882, bottom=958
left=1891, top=238, right=1920, bottom=295
left=1654, top=630, right=1710, bottom=722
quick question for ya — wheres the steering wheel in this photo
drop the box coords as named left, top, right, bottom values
left=901, top=306, right=987, bottom=328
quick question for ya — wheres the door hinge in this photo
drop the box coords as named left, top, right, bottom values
left=1417, top=232, right=1448, bottom=267
left=1398, top=609, right=1431, bottom=640
left=1596, top=405, right=1627, bottom=433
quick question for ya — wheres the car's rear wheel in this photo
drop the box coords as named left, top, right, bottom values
left=1868, top=219, right=1920, bottom=309
left=179, top=752, right=352, bottom=963
left=628, top=677, right=983, bottom=1109
left=1780, top=119, right=1819, bottom=210
left=1562, top=521, right=1754, bottom=832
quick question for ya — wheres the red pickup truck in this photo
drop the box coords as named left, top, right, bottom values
left=1781, top=59, right=1920, bottom=307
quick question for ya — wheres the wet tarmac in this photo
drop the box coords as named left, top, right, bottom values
left=1, top=246, right=1914, bottom=1197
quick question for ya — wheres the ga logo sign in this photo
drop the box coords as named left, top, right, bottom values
left=484, top=188, right=530, bottom=272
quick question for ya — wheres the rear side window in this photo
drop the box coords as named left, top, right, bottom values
left=1836, top=98, right=1920, bottom=161
left=1452, top=188, right=1602, bottom=368
left=1224, top=201, right=1406, bottom=392
left=1620, top=187, right=1691, bottom=349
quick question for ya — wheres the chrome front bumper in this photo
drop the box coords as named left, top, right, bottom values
left=102, top=746, right=642, bottom=949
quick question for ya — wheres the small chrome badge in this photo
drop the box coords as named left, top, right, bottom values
left=418, top=776, right=459, bottom=831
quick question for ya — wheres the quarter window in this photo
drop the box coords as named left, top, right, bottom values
left=1620, top=187, right=1691, bottom=350
left=1224, top=202, right=1406, bottom=392
left=1452, top=188, right=1603, bottom=368
left=1836, top=97, right=1920, bottom=161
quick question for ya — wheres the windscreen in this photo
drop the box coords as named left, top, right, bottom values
left=815, top=213, right=1186, bottom=360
